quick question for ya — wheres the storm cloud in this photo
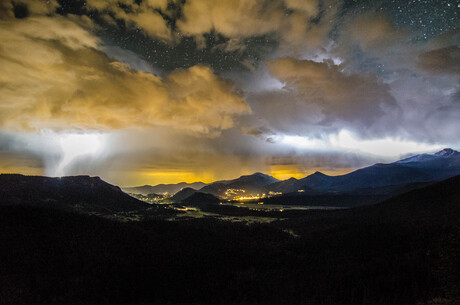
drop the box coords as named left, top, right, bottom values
left=267, top=57, right=396, bottom=124
left=0, top=16, right=250, bottom=135
left=0, top=0, right=458, bottom=185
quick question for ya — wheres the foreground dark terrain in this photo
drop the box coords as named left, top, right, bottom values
left=0, top=175, right=459, bottom=305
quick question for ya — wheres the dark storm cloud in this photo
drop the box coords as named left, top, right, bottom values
left=266, top=57, right=396, bottom=125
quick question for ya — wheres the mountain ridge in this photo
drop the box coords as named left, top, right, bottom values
left=266, top=148, right=460, bottom=194
left=125, top=148, right=460, bottom=200
left=123, top=181, right=207, bottom=195
left=199, top=172, right=278, bottom=197
left=0, top=173, right=149, bottom=213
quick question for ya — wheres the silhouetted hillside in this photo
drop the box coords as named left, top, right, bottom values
left=198, top=182, right=229, bottom=197
left=170, top=187, right=197, bottom=202
left=360, top=174, right=460, bottom=222
left=263, top=177, right=312, bottom=194
left=261, top=180, right=436, bottom=208
left=179, top=192, right=221, bottom=207
left=228, top=172, right=279, bottom=186
left=0, top=174, right=149, bottom=213
left=171, top=188, right=221, bottom=207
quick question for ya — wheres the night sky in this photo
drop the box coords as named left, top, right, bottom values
left=0, top=0, right=459, bottom=186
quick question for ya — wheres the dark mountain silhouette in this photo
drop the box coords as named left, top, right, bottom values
left=170, top=187, right=198, bottom=202
left=171, top=188, right=222, bottom=206
left=262, top=180, right=437, bottom=208
left=123, top=181, right=207, bottom=194
left=225, top=172, right=279, bottom=186
left=0, top=174, right=149, bottom=213
left=179, top=192, right=221, bottom=207
left=358, top=174, right=460, bottom=221
left=200, top=172, right=278, bottom=197
left=264, top=177, right=303, bottom=194
left=298, top=163, right=432, bottom=192
left=262, top=177, right=322, bottom=196
left=197, top=182, right=228, bottom=197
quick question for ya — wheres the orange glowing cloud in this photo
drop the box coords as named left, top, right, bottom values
left=0, top=16, right=250, bottom=135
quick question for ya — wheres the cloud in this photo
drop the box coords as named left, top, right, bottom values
left=0, top=16, right=250, bottom=135
left=85, top=0, right=335, bottom=50
left=418, top=46, right=460, bottom=75
left=0, top=0, right=13, bottom=19
left=102, top=46, right=157, bottom=73
left=213, top=38, right=247, bottom=53
left=177, top=0, right=285, bottom=37
left=180, top=0, right=337, bottom=50
left=417, top=44, right=460, bottom=127
left=85, top=0, right=176, bottom=43
left=1, top=0, right=59, bottom=19
left=266, top=57, right=396, bottom=126
left=345, top=13, right=404, bottom=52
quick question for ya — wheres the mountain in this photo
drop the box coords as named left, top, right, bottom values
left=128, top=148, right=459, bottom=204
left=225, top=172, right=279, bottom=186
left=395, top=148, right=460, bottom=180
left=0, top=174, right=149, bottom=213
left=261, top=180, right=436, bottom=208
left=171, top=187, right=222, bottom=207
left=199, top=172, right=279, bottom=197
left=397, top=148, right=459, bottom=163
left=265, top=148, right=460, bottom=194
left=263, top=177, right=316, bottom=194
left=299, top=163, right=432, bottom=192
left=179, top=192, right=221, bottom=207
left=354, top=175, right=460, bottom=224
left=170, top=187, right=198, bottom=202
left=123, top=181, right=207, bottom=195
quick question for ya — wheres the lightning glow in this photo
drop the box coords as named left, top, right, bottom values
left=53, top=133, right=105, bottom=177
left=282, top=130, right=443, bottom=158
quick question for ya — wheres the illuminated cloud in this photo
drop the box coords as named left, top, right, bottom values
left=86, top=0, right=176, bottom=43
left=84, top=0, right=336, bottom=51
left=177, top=0, right=334, bottom=51
left=4, top=0, right=59, bottom=18
left=0, top=16, right=250, bottom=135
